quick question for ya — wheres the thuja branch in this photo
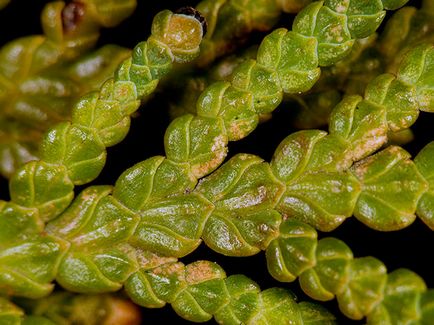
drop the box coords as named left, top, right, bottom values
left=123, top=258, right=336, bottom=324
left=195, top=0, right=311, bottom=67
left=195, top=0, right=412, bottom=68
left=265, top=220, right=434, bottom=322
left=0, top=0, right=420, bottom=299
left=171, top=1, right=434, bottom=134
left=1, top=2, right=432, bottom=324
left=293, top=0, right=434, bottom=130
left=166, top=0, right=315, bottom=121
left=187, top=44, right=434, bottom=252
left=165, top=0, right=312, bottom=119
left=3, top=0, right=409, bottom=226
left=2, top=8, right=205, bottom=222
left=191, top=144, right=431, bottom=255
left=37, top=43, right=433, bottom=316
left=0, top=0, right=135, bottom=178
left=0, top=6, right=205, bottom=302
left=160, top=0, right=413, bottom=183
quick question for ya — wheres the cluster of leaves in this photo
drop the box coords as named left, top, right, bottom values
left=0, top=0, right=433, bottom=324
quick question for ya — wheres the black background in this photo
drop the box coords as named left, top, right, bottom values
left=0, top=1, right=433, bottom=324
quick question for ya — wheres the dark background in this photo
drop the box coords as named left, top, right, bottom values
left=0, top=1, right=432, bottom=324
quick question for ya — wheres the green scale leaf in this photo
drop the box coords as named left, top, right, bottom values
left=164, top=114, right=228, bottom=178
left=72, top=89, right=132, bottom=147
left=351, top=146, right=429, bottom=230
left=214, top=274, right=262, bottom=324
left=365, top=73, right=420, bottom=132
left=113, top=155, right=212, bottom=257
left=271, top=130, right=361, bottom=231
left=257, top=28, right=320, bottom=93
left=47, top=186, right=139, bottom=292
left=0, top=201, right=42, bottom=244
left=0, top=203, right=67, bottom=298
left=328, top=95, right=388, bottom=165
left=171, top=261, right=228, bottom=322
left=125, top=258, right=186, bottom=307
left=246, top=288, right=303, bottom=324
left=368, top=269, right=427, bottom=324
left=344, top=1, right=386, bottom=39
left=124, top=251, right=178, bottom=308
left=196, top=82, right=259, bottom=141
left=9, top=161, right=74, bottom=222
left=298, top=302, right=337, bottom=324
left=266, top=220, right=317, bottom=282
left=230, top=59, right=282, bottom=115
left=130, top=193, right=214, bottom=257
left=195, top=154, right=284, bottom=256
left=113, top=157, right=197, bottom=210
left=299, top=237, right=353, bottom=301
left=336, top=257, right=387, bottom=320
left=40, top=122, right=106, bottom=185
left=308, top=4, right=355, bottom=66
left=398, top=43, right=434, bottom=113
left=415, top=141, right=434, bottom=229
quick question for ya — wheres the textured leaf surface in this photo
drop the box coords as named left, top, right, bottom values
left=337, top=257, right=387, bottom=320
left=197, top=154, right=283, bottom=255
left=368, top=269, right=426, bottom=324
left=9, top=161, right=73, bottom=221
left=414, top=141, right=434, bottom=229
left=266, top=220, right=317, bottom=282
left=130, top=193, right=213, bottom=257
left=271, top=130, right=361, bottom=231
left=0, top=235, right=67, bottom=298
left=299, top=238, right=353, bottom=301
left=351, top=146, right=428, bottom=230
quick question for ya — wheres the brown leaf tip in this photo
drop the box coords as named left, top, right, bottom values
left=175, top=6, right=207, bottom=36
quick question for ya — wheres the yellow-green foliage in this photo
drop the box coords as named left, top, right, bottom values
left=0, top=1, right=433, bottom=324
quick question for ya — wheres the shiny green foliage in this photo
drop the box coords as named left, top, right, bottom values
left=2, top=37, right=432, bottom=319
left=0, top=4, right=208, bottom=312
left=9, top=161, right=74, bottom=221
left=196, top=0, right=312, bottom=67
left=271, top=130, right=361, bottom=231
left=292, top=0, right=434, bottom=130
left=170, top=0, right=402, bottom=163
left=0, top=201, right=67, bottom=298
left=2, top=7, right=205, bottom=226
left=172, top=0, right=407, bottom=122
left=196, top=154, right=284, bottom=255
left=12, top=38, right=429, bottom=321
left=0, top=1, right=134, bottom=178
left=351, top=146, right=428, bottom=230
left=0, top=1, right=433, bottom=324
left=124, top=259, right=335, bottom=324
left=415, top=142, right=434, bottom=228
left=265, top=221, right=434, bottom=323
